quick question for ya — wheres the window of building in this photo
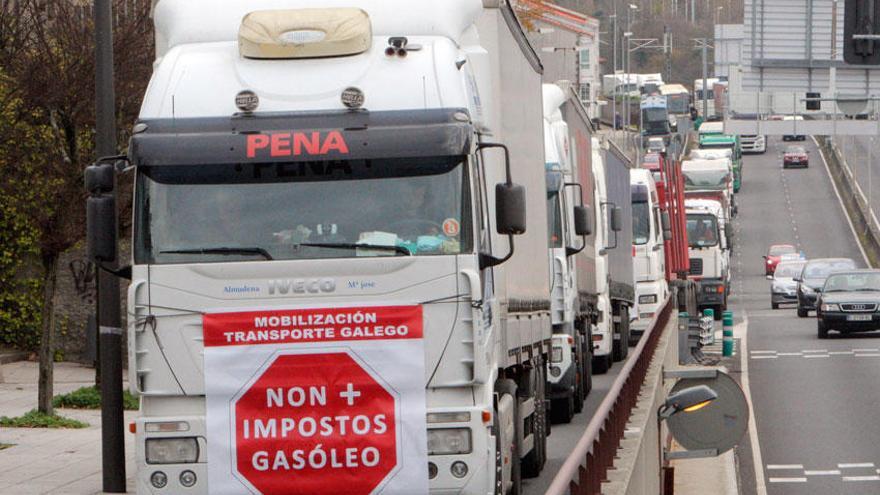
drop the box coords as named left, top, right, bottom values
left=579, top=83, right=591, bottom=103
left=579, top=49, right=590, bottom=70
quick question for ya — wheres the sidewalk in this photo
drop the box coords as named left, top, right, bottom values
left=0, top=361, right=136, bottom=494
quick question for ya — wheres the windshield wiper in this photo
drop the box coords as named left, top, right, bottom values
left=160, top=247, right=273, bottom=260
left=297, top=242, right=412, bottom=256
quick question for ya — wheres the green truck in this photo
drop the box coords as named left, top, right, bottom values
left=699, top=134, right=743, bottom=192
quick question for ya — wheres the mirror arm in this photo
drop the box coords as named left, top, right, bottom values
left=480, top=235, right=515, bottom=269
left=566, top=235, right=587, bottom=257
left=98, top=263, right=132, bottom=280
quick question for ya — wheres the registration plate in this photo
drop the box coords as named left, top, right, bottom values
left=847, top=314, right=873, bottom=321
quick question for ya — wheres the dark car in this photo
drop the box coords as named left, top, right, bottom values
left=817, top=270, right=880, bottom=338
left=771, top=259, right=807, bottom=309
left=782, top=145, right=809, bottom=168
left=796, top=258, right=858, bottom=317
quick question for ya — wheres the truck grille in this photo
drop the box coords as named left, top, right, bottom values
left=841, top=303, right=878, bottom=312
left=689, top=258, right=703, bottom=276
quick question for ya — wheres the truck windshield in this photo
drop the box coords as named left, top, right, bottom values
left=632, top=201, right=650, bottom=245
left=687, top=214, right=719, bottom=248
left=683, top=169, right=728, bottom=190
left=667, top=95, right=689, bottom=114
left=134, top=157, right=472, bottom=264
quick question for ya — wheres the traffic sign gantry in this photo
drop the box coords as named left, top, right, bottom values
left=233, top=352, right=399, bottom=495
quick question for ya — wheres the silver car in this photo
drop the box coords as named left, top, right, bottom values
left=771, top=259, right=807, bottom=309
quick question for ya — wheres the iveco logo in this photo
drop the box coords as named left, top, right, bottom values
left=268, top=278, right=336, bottom=295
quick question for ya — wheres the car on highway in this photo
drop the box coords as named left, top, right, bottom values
left=764, top=244, right=797, bottom=275
left=782, top=145, right=809, bottom=168
left=816, top=270, right=880, bottom=338
left=770, top=259, right=807, bottom=309
left=646, top=137, right=666, bottom=153
left=796, top=258, right=858, bottom=317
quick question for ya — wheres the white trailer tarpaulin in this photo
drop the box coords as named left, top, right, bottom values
left=202, top=305, right=428, bottom=495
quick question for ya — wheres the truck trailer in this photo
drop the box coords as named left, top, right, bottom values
left=113, top=1, right=562, bottom=493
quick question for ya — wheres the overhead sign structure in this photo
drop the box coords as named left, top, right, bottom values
left=203, top=305, right=428, bottom=495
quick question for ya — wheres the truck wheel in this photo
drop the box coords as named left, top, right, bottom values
left=818, top=320, right=829, bottom=339
left=592, top=354, right=612, bottom=374
left=797, top=306, right=808, bottom=318
left=714, top=305, right=723, bottom=320
left=613, top=317, right=630, bottom=361
left=551, top=396, right=574, bottom=424
left=573, top=338, right=584, bottom=414
left=520, top=364, right=546, bottom=478
left=771, top=302, right=779, bottom=310
left=496, top=379, right=521, bottom=495
left=581, top=338, right=593, bottom=396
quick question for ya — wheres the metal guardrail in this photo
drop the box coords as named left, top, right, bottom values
left=545, top=296, right=673, bottom=495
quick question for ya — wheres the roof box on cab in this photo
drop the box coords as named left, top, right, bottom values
left=239, top=8, right=371, bottom=59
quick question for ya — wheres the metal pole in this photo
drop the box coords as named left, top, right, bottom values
left=701, top=40, right=708, bottom=119
left=613, top=9, right=618, bottom=137
left=95, top=0, right=125, bottom=492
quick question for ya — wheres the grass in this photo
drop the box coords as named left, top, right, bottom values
left=0, top=410, right=88, bottom=429
left=52, top=386, right=139, bottom=411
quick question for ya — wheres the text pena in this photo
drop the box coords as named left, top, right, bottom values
left=247, top=130, right=350, bottom=159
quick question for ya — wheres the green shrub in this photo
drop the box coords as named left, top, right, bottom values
left=0, top=410, right=87, bottom=428
left=53, top=386, right=139, bottom=410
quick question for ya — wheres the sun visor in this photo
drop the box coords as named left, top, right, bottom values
left=239, top=8, right=371, bottom=59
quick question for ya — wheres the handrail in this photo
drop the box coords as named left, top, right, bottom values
left=545, top=296, right=673, bottom=495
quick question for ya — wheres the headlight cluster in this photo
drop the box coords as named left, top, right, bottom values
left=145, top=437, right=199, bottom=464
left=427, top=428, right=472, bottom=455
left=639, top=294, right=658, bottom=304
left=821, top=303, right=840, bottom=312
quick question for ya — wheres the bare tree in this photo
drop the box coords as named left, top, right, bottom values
left=0, top=0, right=152, bottom=414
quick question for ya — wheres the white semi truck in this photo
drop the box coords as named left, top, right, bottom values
left=119, top=1, right=559, bottom=493
left=685, top=199, right=731, bottom=318
left=630, top=169, right=669, bottom=337
left=541, top=84, right=595, bottom=423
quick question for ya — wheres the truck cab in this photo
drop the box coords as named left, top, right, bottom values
left=123, top=2, right=554, bottom=493
left=686, top=199, right=731, bottom=318
left=698, top=133, right=743, bottom=192
left=682, top=158, right=735, bottom=220
left=630, top=169, right=668, bottom=338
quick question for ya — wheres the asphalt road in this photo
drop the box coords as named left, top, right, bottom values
left=521, top=355, right=629, bottom=494
left=733, top=136, right=880, bottom=495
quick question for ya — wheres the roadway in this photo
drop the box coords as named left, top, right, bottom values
left=733, top=136, right=880, bottom=494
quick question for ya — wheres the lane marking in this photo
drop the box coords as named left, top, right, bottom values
left=768, top=477, right=807, bottom=483
left=777, top=352, right=803, bottom=356
left=853, top=348, right=878, bottom=352
left=751, top=350, right=777, bottom=354
left=813, top=136, right=872, bottom=267
left=767, top=464, right=804, bottom=470
left=839, top=463, right=876, bottom=469
left=855, top=353, right=880, bottom=357
left=750, top=355, right=777, bottom=359
left=804, top=470, right=841, bottom=476
left=829, top=351, right=854, bottom=355
left=802, top=350, right=828, bottom=353
left=843, top=476, right=880, bottom=482
left=804, top=354, right=829, bottom=358
left=740, top=310, right=768, bottom=495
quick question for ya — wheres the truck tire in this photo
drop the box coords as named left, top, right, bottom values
left=613, top=317, right=630, bottom=362
left=572, top=336, right=584, bottom=414
left=714, top=305, right=723, bottom=320
left=582, top=337, right=593, bottom=396
left=797, top=306, right=808, bottom=318
left=592, top=354, right=612, bottom=374
left=818, top=320, right=829, bottom=339
left=520, top=363, right=546, bottom=478
left=551, top=395, right=574, bottom=424
left=496, top=379, right=521, bottom=495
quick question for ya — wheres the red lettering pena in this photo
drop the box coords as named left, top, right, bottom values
left=247, top=131, right=349, bottom=158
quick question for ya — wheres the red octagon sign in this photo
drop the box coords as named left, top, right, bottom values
left=233, top=352, right=398, bottom=495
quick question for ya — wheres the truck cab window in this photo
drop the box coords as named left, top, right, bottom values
left=134, top=157, right=473, bottom=264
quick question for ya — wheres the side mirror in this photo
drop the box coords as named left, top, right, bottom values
left=496, top=183, right=526, bottom=235
left=87, top=195, right=117, bottom=262
left=611, top=206, right=623, bottom=232
left=574, top=205, right=592, bottom=236
left=793, top=276, right=802, bottom=282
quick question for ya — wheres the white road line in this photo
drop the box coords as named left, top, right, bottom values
left=843, top=476, right=880, bottom=482
left=740, top=311, right=768, bottom=495
left=767, top=464, right=804, bottom=470
left=777, top=352, right=803, bottom=356
left=802, top=350, right=828, bottom=353
left=768, top=477, right=808, bottom=483
left=751, top=350, right=777, bottom=354
left=853, top=348, right=879, bottom=352
left=829, top=351, right=854, bottom=355
left=804, top=354, right=829, bottom=358
left=854, top=354, right=880, bottom=357
left=814, top=136, right=873, bottom=267
left=839, top=463, right=876, bottom=469
left=804, top=470, right=841, bottom=476
left=751, top=355, right=777, bottom=359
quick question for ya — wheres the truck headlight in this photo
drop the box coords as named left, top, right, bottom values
left=821, top=303, right=840, bottom=312
left=427, top=428, right=472, bottom=455
left=145, top=437, right=199, bottom=464
left=639, top=294, right=658, bottom=304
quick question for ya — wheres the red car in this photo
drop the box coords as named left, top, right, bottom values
left=782, top=145, right=809, bottom=168
left=765, top=244, right=797, bottom=275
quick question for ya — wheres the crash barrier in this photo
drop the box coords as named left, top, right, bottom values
left=545, top=295, right=674, bottom=495
left=678, top=312, right=714, bottom=366
left=817, top=136, right=880, bottom=267
left=722, top=311, right=734, bottom=357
